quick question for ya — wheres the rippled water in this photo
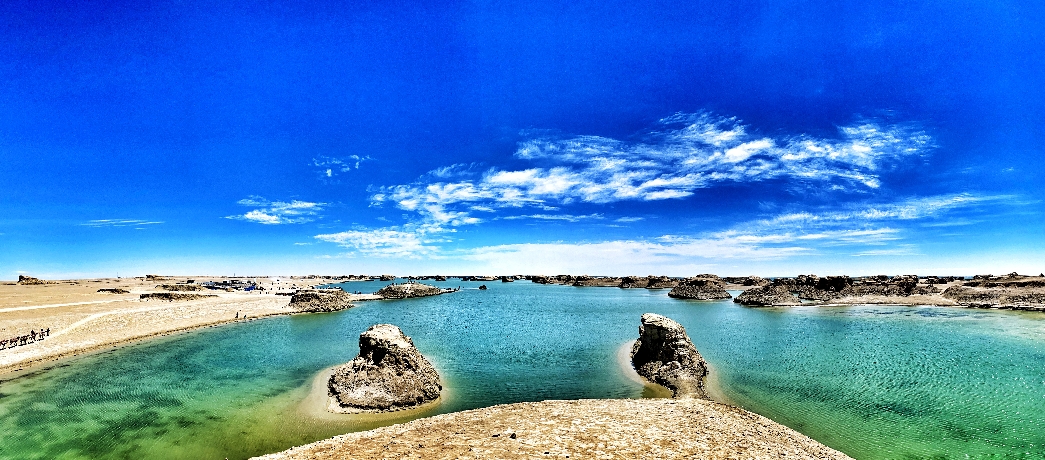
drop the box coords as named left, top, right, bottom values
left=1, top=280, right=1043, bottom=459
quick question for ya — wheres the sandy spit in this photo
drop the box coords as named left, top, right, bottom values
left=0, top=276, right=356, bottom=377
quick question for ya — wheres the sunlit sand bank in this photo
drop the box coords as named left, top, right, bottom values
left=0, top=275, right=367, bottom=376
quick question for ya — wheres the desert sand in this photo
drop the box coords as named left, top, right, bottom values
left=0, top=275, right=364, bottom=376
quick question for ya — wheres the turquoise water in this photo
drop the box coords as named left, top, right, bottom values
left=1, top=281, right=1043, bottom=459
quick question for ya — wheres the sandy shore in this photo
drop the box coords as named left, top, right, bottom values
left=0, top=276, right=365, bottom=377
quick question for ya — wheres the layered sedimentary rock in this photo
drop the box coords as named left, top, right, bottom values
left=722, top=276, right=771, bottom=287
left=734, top=285, right=802, bottom=306
left=98, top=288, right=130, bottom=294
left=630, top=313, right=709, bottom=399
left=290, top=289, right=355, bottom=312
left=668, top=278, right=732, bottom=300
left=375, top=282, right=445, bottom=299
left=328, top=324, right=441, bottom=412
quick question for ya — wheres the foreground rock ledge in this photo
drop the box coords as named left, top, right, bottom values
left=328, top=324, right=441, bottom=413
left=253, top=398, right=850, bottom=460
left=631, top=313, right=710, bottom=399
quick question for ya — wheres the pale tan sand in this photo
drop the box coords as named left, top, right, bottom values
left=254, top=398, right=851, bottom=460
left=0, top=275, right=365, bottom=376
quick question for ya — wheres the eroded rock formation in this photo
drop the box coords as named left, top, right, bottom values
left=328, top=324, right=442, bottom=412
left=98, top=288, right=130, bottom=294
left=376, top=282, right=445, bottom=299
left=630, top=313, right=709, bottom=399
left=668, top=278, right=731, bottom=300
left=17, top=275, right=50, bottom=285
left=734, top=285, right=802, bottom=306
left=290, top=289, right=355, bottom=312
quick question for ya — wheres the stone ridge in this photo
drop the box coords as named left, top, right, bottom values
left=327, top=324, right=441, bottom=412
left=253, top=398, right=851, bottom=460
left=631, top=313, right=709, bottom=399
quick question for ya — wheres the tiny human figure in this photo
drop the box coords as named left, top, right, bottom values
left=235, top=312, right=239, bottom=319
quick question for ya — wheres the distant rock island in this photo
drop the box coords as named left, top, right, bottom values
left=327, top=324, right=441, bottom=413
left=631, top=313, right=710, bottom=399
left=668, top=276, right=732, bottom=300
left=375, top=282, right=451, bottom=299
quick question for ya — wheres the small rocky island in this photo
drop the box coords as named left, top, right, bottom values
left=734, top=285, right=802, bottom=306
left=375, top=282, right=449, bottom=299
left=327, top=324, right=442, bottom=413
left=630, top=313, right=709, bottom=399
left=667, top=276, right=732, bottom=300
left=289, top=289, right=355, bottom=312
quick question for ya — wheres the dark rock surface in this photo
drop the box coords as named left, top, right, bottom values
left=734, top=285, right=802, bottom=306
left=630, top=313, right=709, bottom=399
left=376, top=282, right=445, bottom=299
left=328, top=324, right=442, bottom=412
left=290, top=289, right=355, bottom=312
left=668, top=278, right=732, bottom=300
left=98, top=288, right=130, bottom=294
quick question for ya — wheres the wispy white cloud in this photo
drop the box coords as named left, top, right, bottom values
left=81, top=219, right=164, bottom=228
left=615, top=217, right=645, bottom=223
left=226, top=196, right=325, bottom=225
left=314, top=224, right=450, bottom=258
left=313, top=155, right=372, bottom=180
left=315, top=192, right=1004, bottom=261
left=501, top=213, right=604, bottom=222
left=370, top=112, right=933, bottom=227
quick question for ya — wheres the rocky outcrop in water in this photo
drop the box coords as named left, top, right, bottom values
left=327, top=324, right=442, bottom=413
left=734, top=285, right=802, bottom=306
left=630, top=313, right=709, bottom=399
left=379, top=275, right=396, bottom=281
left=290, top=289, right=355, bottom=312
left=376, top=282, right=446, bottom=299
left=668, top=278, right=731, bottom=300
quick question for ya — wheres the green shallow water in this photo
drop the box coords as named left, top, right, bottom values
left=1, top=280, right=1044, bottom=459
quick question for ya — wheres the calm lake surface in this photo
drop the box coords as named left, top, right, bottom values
left=1, top=280, right=1044, bottom=459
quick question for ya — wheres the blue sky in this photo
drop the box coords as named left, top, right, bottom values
left=2, top=0, right=1043, bottom=278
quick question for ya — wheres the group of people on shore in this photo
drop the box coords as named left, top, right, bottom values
left=0, top=328, right=50, bottom=350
